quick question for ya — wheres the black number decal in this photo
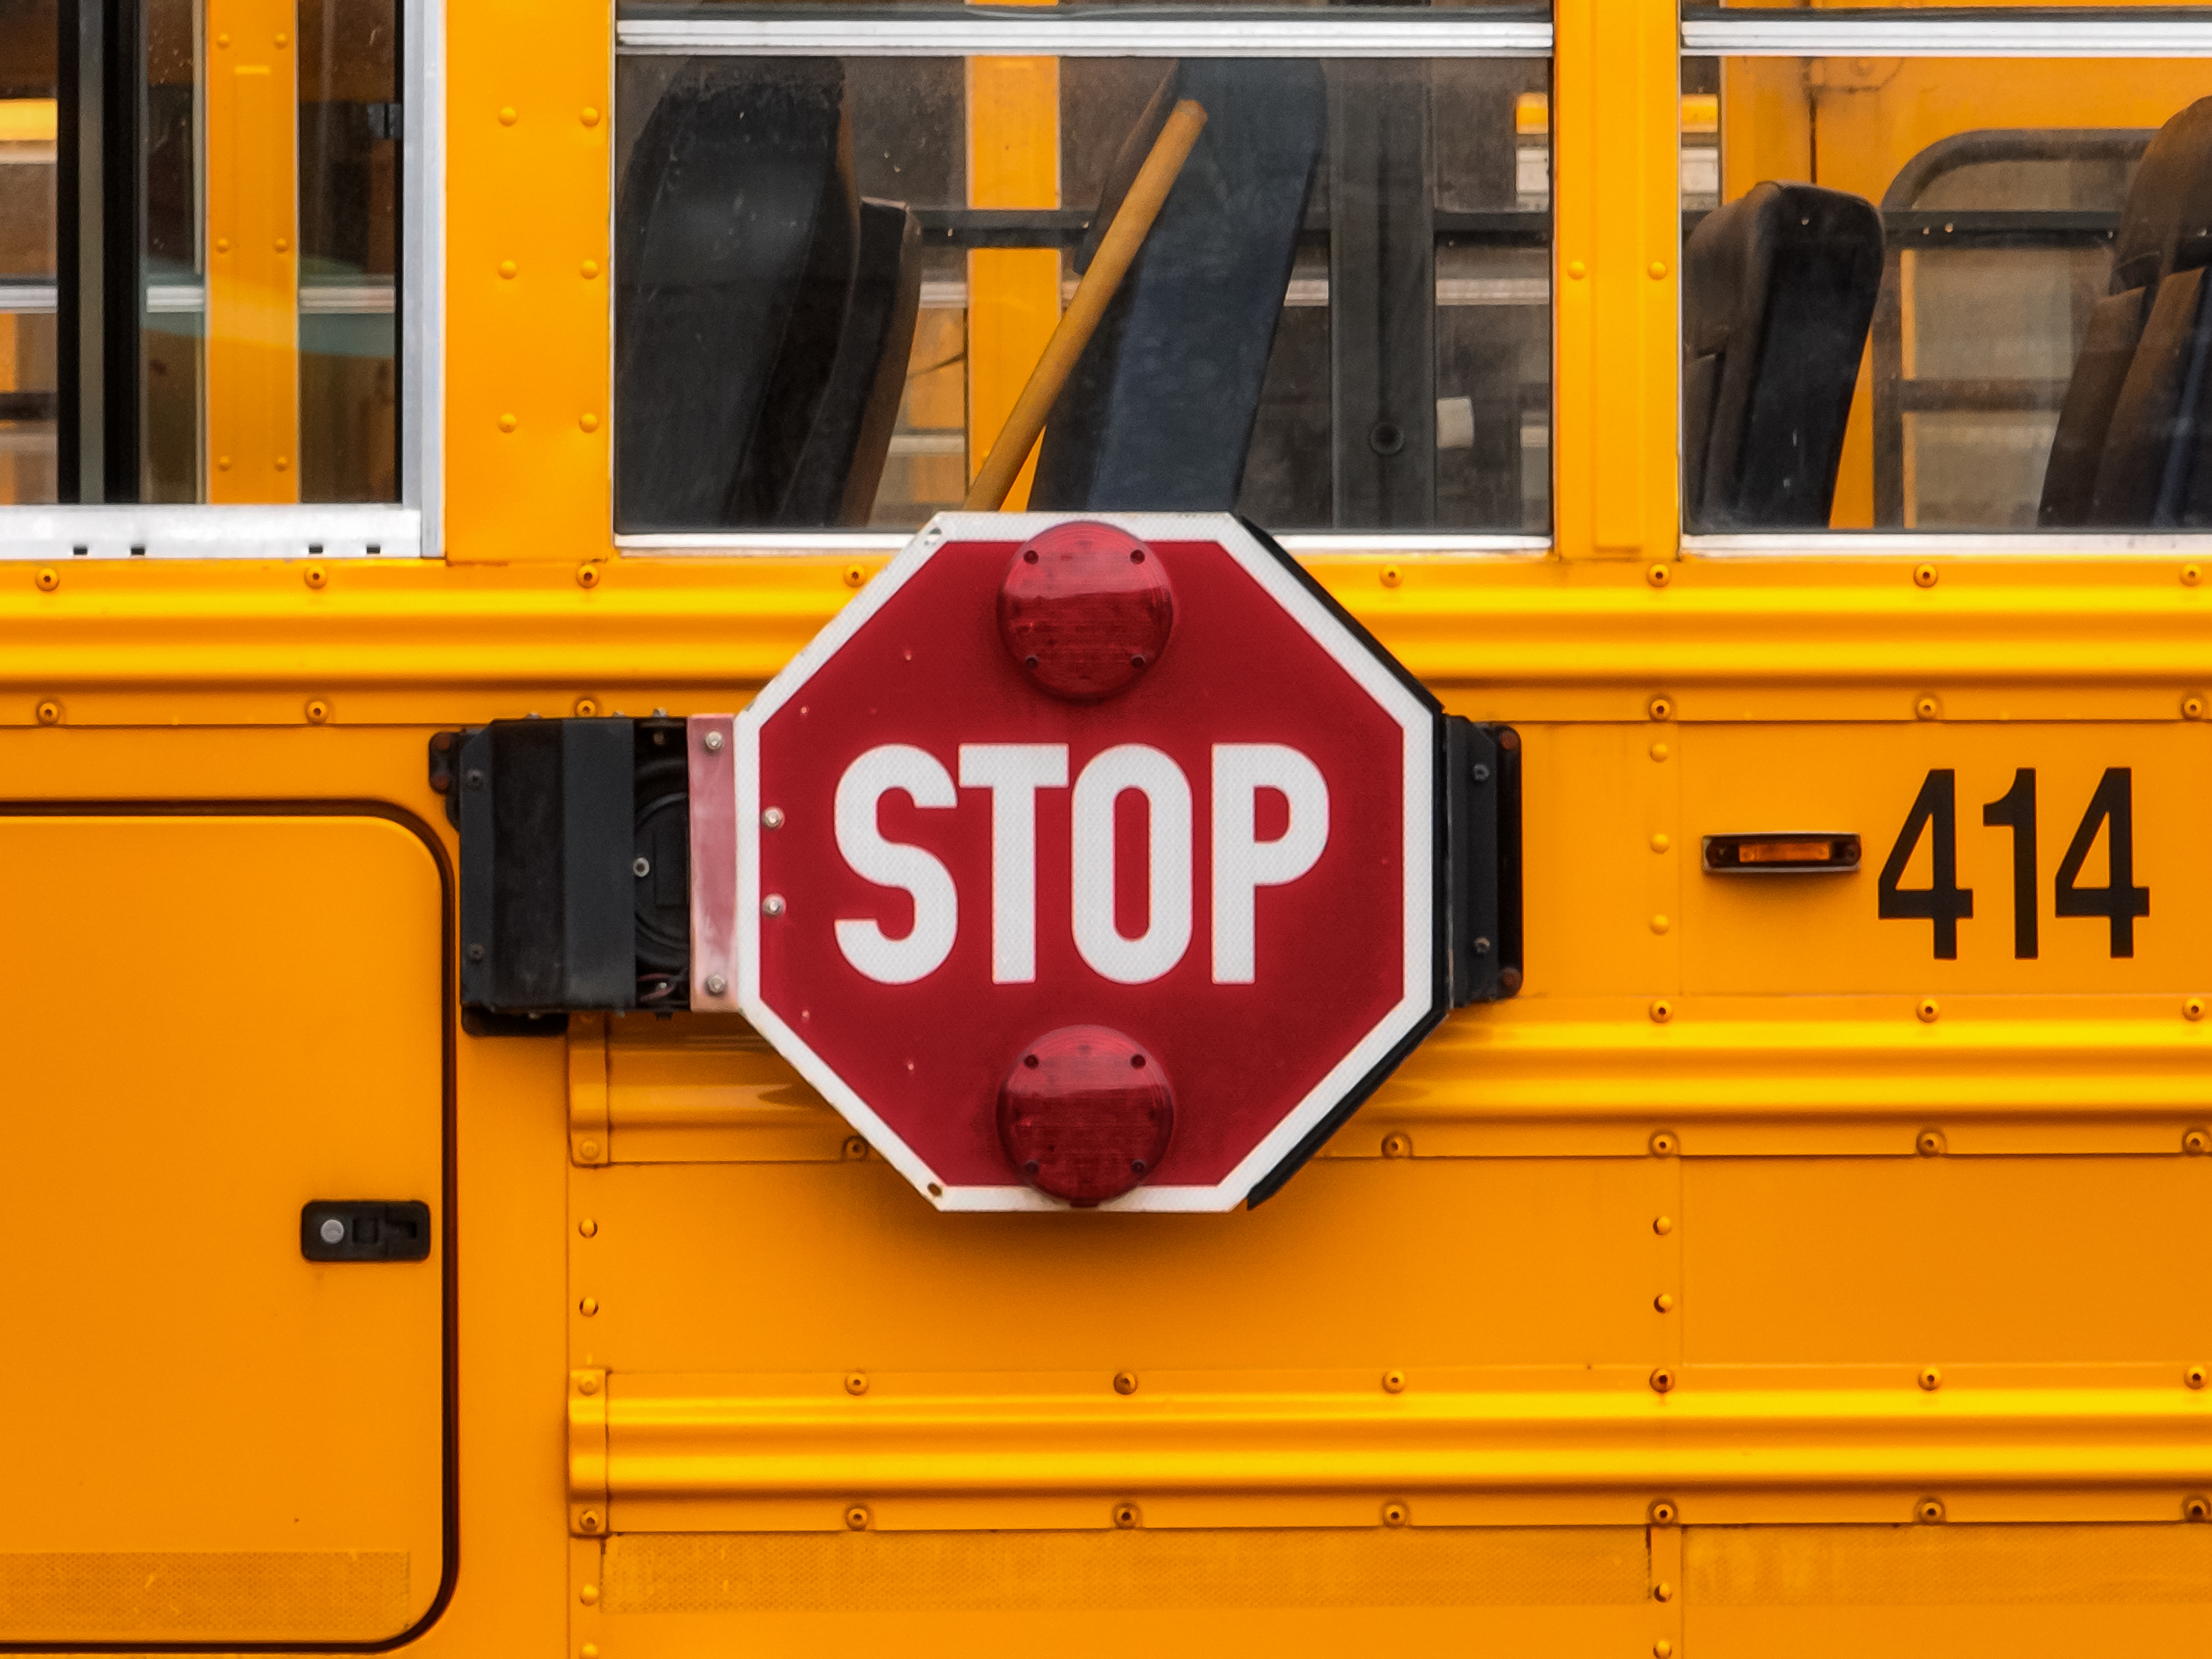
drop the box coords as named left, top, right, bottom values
left=1981, top=768, right=2038, bottom=959
left=1879, top=769, right=1974, bottom=959
left=2054, top=768, right=2150, bottom=957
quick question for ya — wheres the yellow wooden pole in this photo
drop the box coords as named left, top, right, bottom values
left=963, top=98, right=1207, bottom=513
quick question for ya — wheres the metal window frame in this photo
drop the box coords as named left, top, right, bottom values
left=0, top=0, right=445, bottom=559
left=609, top=4, right=1555, bottom=557
left=1681, top=7, right=2212, bottom=555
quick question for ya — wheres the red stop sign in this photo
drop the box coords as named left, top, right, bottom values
left=718, top=513, right=1442, bottom=1212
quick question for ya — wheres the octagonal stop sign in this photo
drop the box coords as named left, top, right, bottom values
left=710, top=513, right=1446, bottom=1212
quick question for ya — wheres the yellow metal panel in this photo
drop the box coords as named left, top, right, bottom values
left=1552, top=0, right=1678, bottom=559
left=0, top=813, right=444, bottom=1644
left=444, top=0, right=611, bottom=560
left=965, top=54, right=1060, bottom=513
left=204, top=0, right=299, bottom=502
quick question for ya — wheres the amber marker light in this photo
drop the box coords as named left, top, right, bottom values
left=1701, top=833, right=1861, bottom=874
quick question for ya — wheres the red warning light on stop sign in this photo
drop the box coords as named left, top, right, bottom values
left=726, top=514, right=1442, bottom=1212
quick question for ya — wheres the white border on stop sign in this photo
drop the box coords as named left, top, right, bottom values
left=728, top=512, right=1435, bottom=1213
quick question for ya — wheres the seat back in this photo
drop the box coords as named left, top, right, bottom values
left=1029, top=60, right=1327, bottom=512
left=615, top=59, right=858, bottom=530
left=1682, top=181, right=1884, bottom=531
left=777, top=199, right=924, bottom=526
left=2040, top=97, right=2212, bottom=526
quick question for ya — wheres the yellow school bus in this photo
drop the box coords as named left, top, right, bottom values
left=3, top=0, right=2212, bottom=1652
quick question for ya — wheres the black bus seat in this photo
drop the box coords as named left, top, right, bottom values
left=1682, top=181, right=1884, bottom=531
left=1029, top=60, right=1327, bottom=512
left=614, top=59, right=859, bottom=530
left=2039, top=97, right=2212, bottom=526
left=777, top=199, right=924, bottom=527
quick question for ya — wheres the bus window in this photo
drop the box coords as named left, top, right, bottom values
left=0, top=1, right=56, bottom=505
left=1682, top=24, right=2212, bottom=535
left=612, top=40, right=1551, bottom=538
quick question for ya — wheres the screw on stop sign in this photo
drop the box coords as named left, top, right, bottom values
left=998, top=520, right=1175, bottom=701
left=999, top=1026, right=1174, bottom=1206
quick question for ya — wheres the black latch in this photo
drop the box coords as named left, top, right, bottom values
left=441, top=716, right=691, bottom=1027
left=301, top=1200, right=432, bottom=1262
left=1444, top=717, right=1522, bottom=1005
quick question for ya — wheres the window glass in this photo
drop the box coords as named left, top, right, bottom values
left=613, top=50, right=1551, bottom=535
left=0, top=0, right=58, bottom=505
left=1683, top=55, right=2212, bottom=533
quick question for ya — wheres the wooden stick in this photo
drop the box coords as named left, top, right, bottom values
left=963, top=98, right=1209, bottom=512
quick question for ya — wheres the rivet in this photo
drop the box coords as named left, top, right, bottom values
left=1916, top=696, right=1939, bottom=721
left=1380, top=565, right=1402, bottom=588
left=1654, top=1580, right=1674, bottom=1602
left=467, top=943, right=486, bottom=962
left=1567, top=259, right=1587, bottom=280
left=274, top=454, right=290, bottom=471
left=1648, top=259, right=1669, bottom=280
left=578, top=1138, right=601, bottom=1161
left=579, top=1296, right=598, bottom=1316
left=705, top=974, right=729, bottom=997
left=578, top=1583, right=599, bottom=1605
left=763, top=894, right=786, bottom=917
left=1381, top=1132, right=1411, bottom=1158
left=581, top=106, right=602, bottom=127
left=575, top=697, right=598, bottom=717
left=578, top=1217, right=597, bottom=1237
left=2185, top=1363, right=2206, bottom=1389
left=216, top=31, right=229, bottom=46
left=274, top=30, right=287, bottom=45
left=498, top=413, right=518, bottom=433
left=576, top=1373, right=599, bottom=1394
left=303, top=564, right=327, bottom=589
left=1650, top=914, right=1671, bottom=934
left=2187, top=697, right=2205, bottom=720
left=34, top=566, right=58, bottom=591
left=582, top=1645, right=599, bottom=1659
left=581, top=259, right=601, bottom=279
left=1919, top=1365, right=1942, bottom=1391
left=1917, top=1497, right=1946, bottom=1524
left=499, top=259, right=517, bottom=279
left=2187, top=1495, right=2212, bottom=1522
left=843, top=1135, right=868, bottom=1160
left=576, top=563, right=599, bottom=588
left=846, top=1504, right=871, bottom=1531
left=1917, top=998, right=1940, bottom=1023
left=580, top=413, right=600, bottom=432
left=1654, top=1642, right=1673, bottom=1659
left=465, top=768, right=484, bottom=790
left=703, top=730, right=726, bottom=753
left=2185, top=564, right=2202, bottom=587
left=1650, top=1130, right=1677, bottom=1156
left=305, top=698, right=330, bottom=724
left=1648, top=1499, right=1677, bottom=1526
left=1113, top=1370, right=1139, bottom=1395
left=1914, top=563, right=1939, bottom=588
left=761, top=806, right=785, bottom=828
left=845, top=1372, right=869, bottom=1396
left=1381, top=1501, right=1408, bottom=1527
left=274, top=237, right=289, bottom=253
left=1655, top=1292, right=1675, bottom=1312
left=215, top=238, right=230, bottom=254
left=217, top=452, right=232, bottom=467
left=1648, top=695, right=1673, bottom=721
left=1653, top=1215, right=1673, bottom=1235
left=927, top=1182, right=943, bottom=1197
left=1917, top=1128, right=1945, bottom=1157
left=1650, top=741, right=1670, bottom=761
left=1650, top=832, right=1670, bottom=852
left=1649, top=1000, right=1672, bottom=1024
left=1647, top=563, right=1671, bottom=587
left=843, top=564, right=867, bottom=588
left=319, top=1216, right=345, bottom=1244
left=2185, top=1128, right=2209, bottom=1155
left=1383, top=1369, right=1406, bottom=1393
left=1115, top=1502, right=1142, bottom=1529
left=632, top=856, right=651, bottom=878
left=578, top=1508, right=602, bottom=1532
left=499, top=106, right=518, bottom=125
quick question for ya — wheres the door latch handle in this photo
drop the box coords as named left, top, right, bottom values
left=301, top=1201, right=432, bottom=1262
